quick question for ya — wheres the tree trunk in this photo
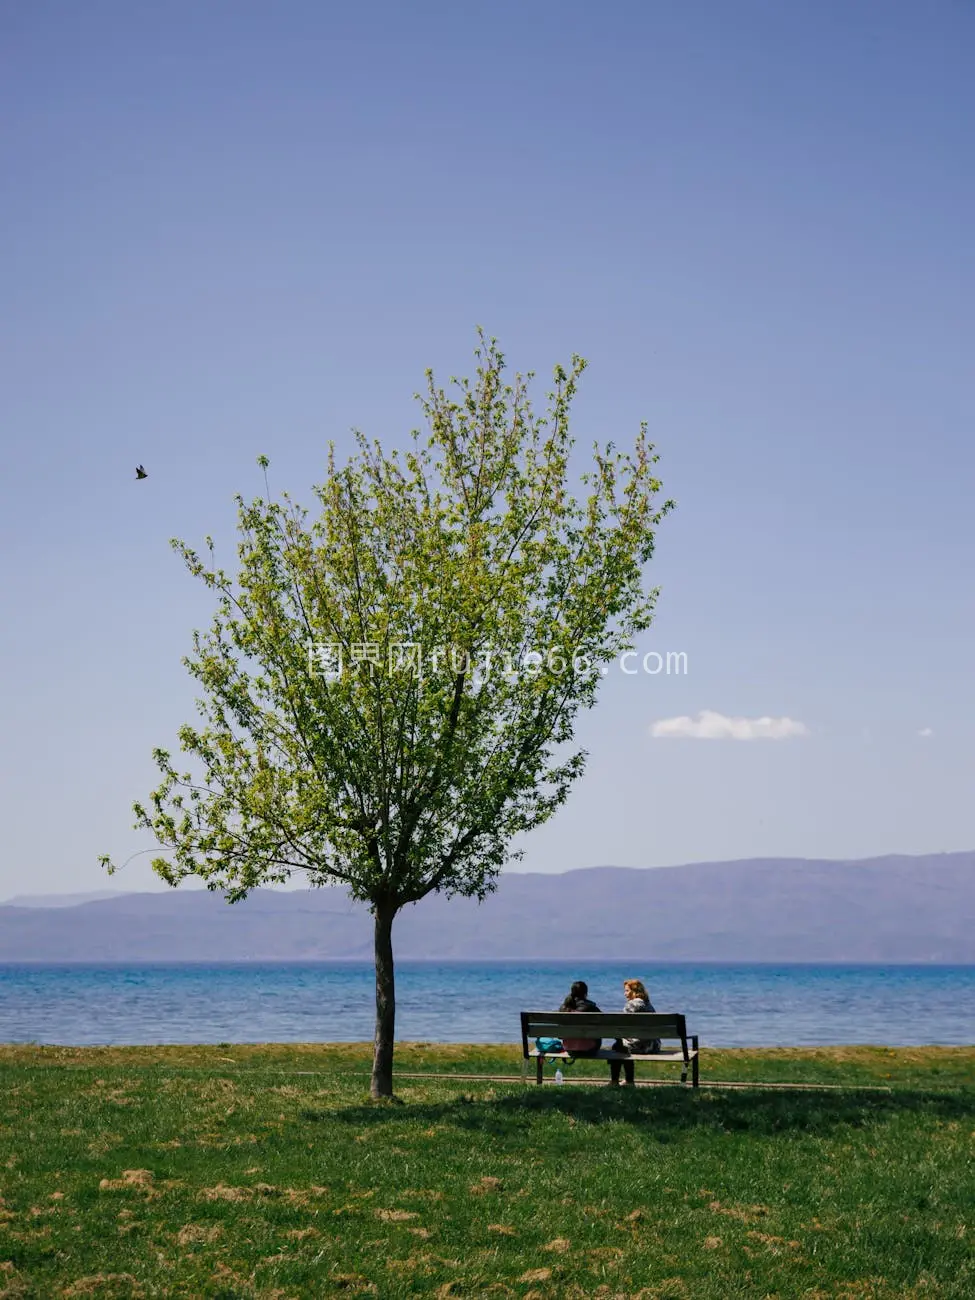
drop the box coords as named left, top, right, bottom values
left=371, top=903, right=398, bottom=1098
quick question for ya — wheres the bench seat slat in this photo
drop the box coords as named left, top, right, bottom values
left=530, top=1045, right=696, bottom=1055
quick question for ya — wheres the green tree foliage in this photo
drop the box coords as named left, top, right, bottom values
left=102, top=332, right=673, bottom=1097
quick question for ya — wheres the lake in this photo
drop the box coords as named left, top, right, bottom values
left=2, top=961, right=973, bottom=1046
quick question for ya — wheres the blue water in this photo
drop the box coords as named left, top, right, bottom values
left=0, top=962, right=972, bottom=1047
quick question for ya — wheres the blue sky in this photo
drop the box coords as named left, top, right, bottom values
left=1, top=0, right=973, bottom=897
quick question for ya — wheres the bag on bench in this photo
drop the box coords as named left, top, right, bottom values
left=535, top=1037, right=563, bottom=1054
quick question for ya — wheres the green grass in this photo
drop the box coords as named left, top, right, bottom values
left=0, top=1044, right=972, bottom=1298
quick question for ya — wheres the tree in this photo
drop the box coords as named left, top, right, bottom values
left=101, top=332, right=673, bottom=1098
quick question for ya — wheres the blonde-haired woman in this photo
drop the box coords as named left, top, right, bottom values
left=610, top=978, right=661, bottom=1086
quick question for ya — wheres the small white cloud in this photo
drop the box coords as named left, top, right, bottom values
left=650, top=710, right=809, bottom=740
left=918, top=727, right=934, bottom=738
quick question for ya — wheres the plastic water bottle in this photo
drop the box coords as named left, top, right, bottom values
left=554, top=1068, right=564, bottom=1086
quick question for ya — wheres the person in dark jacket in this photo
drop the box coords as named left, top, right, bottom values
left=610, top=978, right=660, bottom=1085
left=558, top=980, right=603, bottom=1056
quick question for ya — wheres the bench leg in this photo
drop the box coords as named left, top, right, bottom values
left=536, top=1055, right=544, bottom=1086
left=692, top=1037, right=700, bottom=1087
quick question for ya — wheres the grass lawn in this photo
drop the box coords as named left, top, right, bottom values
left=0, top=1043, right=972, bottom=1298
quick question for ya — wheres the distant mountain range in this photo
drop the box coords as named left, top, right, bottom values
left=4, top=891, right=127, bottom=908
left=1, top=853, right=973, bottom=963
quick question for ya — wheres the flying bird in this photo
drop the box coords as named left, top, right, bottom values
left=135, top=465, right=148, bottom=480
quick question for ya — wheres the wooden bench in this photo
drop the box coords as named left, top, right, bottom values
left=520, top=1011, right=700, bottom=1087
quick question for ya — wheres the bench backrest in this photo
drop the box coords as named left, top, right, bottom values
left=521, top=1011, right=689, bottom=1059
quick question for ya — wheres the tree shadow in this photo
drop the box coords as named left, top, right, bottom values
left=312, top=1082, right=975, bottom=1141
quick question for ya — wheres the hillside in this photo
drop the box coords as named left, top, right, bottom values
left=2, top=852, right=973, bottom=962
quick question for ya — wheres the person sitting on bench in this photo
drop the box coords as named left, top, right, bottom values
left=609, top=978, right=661, bottom=1086
left=558, top=980, right=603, bottom=1057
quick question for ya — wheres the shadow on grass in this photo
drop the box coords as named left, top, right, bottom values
left=311, top=1084, right=975, bottom=1140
